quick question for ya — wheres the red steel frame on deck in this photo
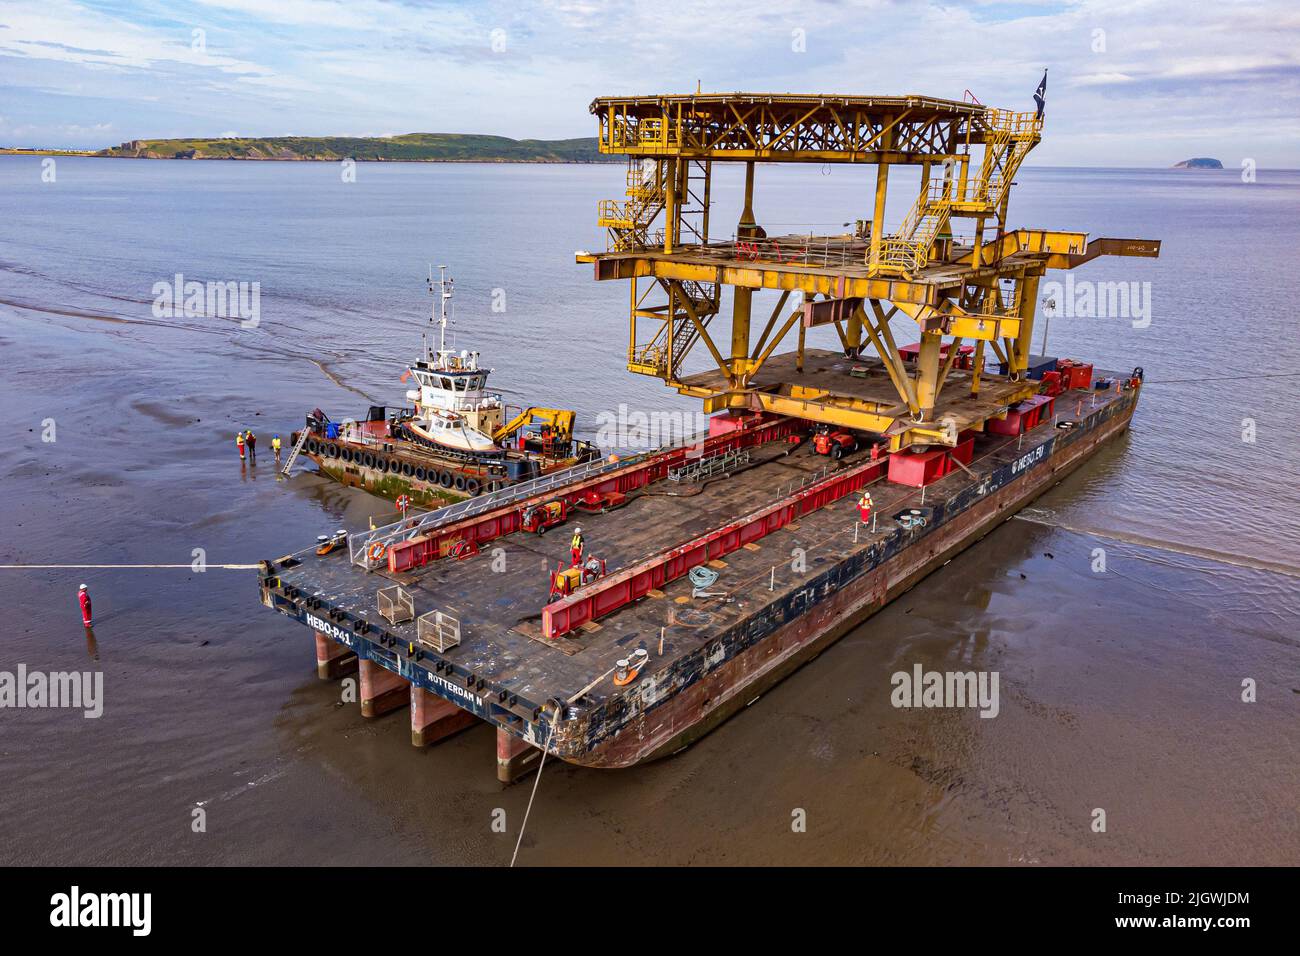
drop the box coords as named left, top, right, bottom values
left=387, top=416, right=805, bottom=573
left=541, top=456, right=888, bottom=639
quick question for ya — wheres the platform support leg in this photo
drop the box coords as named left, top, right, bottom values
left=915, top=330, right=943, bottom=421
left=410, top=686, right=478, bottom=747
left=359, top=658, right=409, bottom=718
left=496, top=726, right=542, bottom=784
left=314, top=631, right=357, bottom=681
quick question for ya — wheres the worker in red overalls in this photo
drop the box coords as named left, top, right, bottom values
left=236, top=431, right=245, bottom=460
left=78, top=584, right=93, bottom=626
left=857, top=490, right=873, bottom=524
left=570, top=526, right=584, bottom=567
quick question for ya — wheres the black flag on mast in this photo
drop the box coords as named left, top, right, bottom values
left=1033, top=69, right=1048, bottom=119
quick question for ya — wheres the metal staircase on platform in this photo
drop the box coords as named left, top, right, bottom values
left=628, top=278, right=720, bottom=379
left=874, top=108, right=1040, bottom=277
left=598, top=160, right=667, bottom=252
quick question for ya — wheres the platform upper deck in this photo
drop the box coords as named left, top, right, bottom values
left=588, top=91, right=1018, bottom=162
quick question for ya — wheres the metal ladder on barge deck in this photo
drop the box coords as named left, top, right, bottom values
left=280, top=429, right=311, bottom=476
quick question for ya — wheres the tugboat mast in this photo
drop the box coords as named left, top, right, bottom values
left=425, top=264, right=454, bottom=364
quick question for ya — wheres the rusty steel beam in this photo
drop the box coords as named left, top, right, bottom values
left=802, top=296, right=864, bottom=329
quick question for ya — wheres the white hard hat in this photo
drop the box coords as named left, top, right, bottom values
left=574, top=526, right=582, bottom=533
left=79, top=583, right=88, bottom=590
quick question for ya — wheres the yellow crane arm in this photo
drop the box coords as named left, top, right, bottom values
left=492, top=407, right=576, bottom=444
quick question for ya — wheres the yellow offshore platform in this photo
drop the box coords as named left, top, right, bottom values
left=576, top=90, right=1159, bottom=450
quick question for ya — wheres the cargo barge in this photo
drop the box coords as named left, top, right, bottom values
left=258, top=89, right=1159, bottom=780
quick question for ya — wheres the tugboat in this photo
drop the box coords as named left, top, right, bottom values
left=287, top=267, right=599, bottom=505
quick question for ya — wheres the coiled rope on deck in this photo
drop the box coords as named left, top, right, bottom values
left=688, top=566, right=719, bottom=591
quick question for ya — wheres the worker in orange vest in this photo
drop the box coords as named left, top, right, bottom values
left=78, top=584, right=93, bottom=626
left=857, top=490, right=873, bottom=524
left=236, top=431, right=245, bottom=460
left=570, top=527, right=584, bottom=567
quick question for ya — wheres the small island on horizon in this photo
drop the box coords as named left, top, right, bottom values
left=1172, top=157, right=1224, bottom=169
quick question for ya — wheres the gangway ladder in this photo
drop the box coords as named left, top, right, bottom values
left=281, top=429, right=311, bottom=476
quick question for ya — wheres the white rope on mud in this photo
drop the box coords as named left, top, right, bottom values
left=510, top=707, right=560, bottom=868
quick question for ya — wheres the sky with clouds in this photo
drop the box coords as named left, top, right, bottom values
left=1, top=0, right=1296, bottom=166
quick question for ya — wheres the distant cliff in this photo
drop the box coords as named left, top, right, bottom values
left=1172, top=157, right=1224, bottom=169
left=98, top=133, right=616, bottom=163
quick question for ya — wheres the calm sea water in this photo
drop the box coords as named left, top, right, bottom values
left=1, top=157, right=1296, bottom=865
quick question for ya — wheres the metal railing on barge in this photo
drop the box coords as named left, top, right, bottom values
left=346, top=428, right=714, bottom=571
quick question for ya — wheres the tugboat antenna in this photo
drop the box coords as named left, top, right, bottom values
left=438, top=264, right=453, bottom=360
left=424, top=263, right=455, bottom=363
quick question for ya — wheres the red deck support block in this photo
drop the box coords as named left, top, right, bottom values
left=314, top=631, right=357, bottom=680
left=496, top=727, right=542, bottom=784
left=410, top=686, right=478, bottom=747
left=899, top=342, right=975, bottom=369
left=987, top=408, right=1027, bottom=436
left=887, top=432, right=977, bottom=488
left=359, top=659, right=409, bottom=718
left=987, top=394, right=1056, bottom=437
left=887, top=446, right=948, bottom=487
left=952, top=431, right=976, bottom=466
